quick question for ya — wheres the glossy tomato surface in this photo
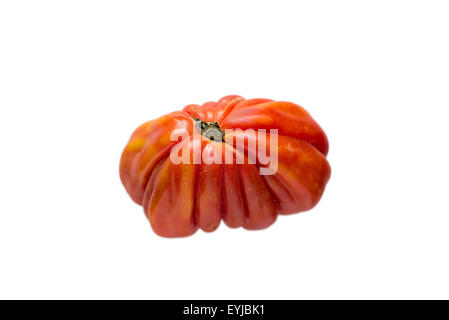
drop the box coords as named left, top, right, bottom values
left=120, top=95, right=331, bottom=237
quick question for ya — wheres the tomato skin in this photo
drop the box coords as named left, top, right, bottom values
left=120, top=95, right=331, bottom=237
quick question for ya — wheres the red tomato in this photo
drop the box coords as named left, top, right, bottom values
left=120, top=95, right=331, bottom=237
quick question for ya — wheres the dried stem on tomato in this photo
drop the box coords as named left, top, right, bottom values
left=192, top=116, right=225, bottom=142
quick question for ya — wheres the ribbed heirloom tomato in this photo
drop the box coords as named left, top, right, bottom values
left=120, top=95, right=331, bottom=237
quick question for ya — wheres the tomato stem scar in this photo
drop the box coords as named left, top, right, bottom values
left=192, top=115, right=225, bottom=142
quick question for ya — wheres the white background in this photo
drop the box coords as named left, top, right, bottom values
left=1, top=1, right=448, bottom=299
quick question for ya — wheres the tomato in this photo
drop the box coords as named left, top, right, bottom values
left=120, top=95, right=331, bottom=237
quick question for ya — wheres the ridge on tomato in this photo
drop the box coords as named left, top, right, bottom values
left=120, top=95, right=331, bottom=238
